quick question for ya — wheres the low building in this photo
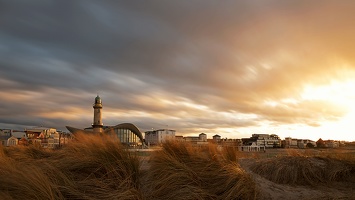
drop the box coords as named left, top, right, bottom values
left=7, top=136, right=18, bottom=146
left=185, top=133, right=207, bottom=142
left=24, top=127, right=60, bottom=148
left=212, top=134, right=221, bottom=142
left=284, top=137, right=317, bottom=148
left=0, top=129, right=12, bottom=137
left=325, top=140, right=339, bottom=148
left=284, top=137, right=298, bottom=148
left=12, top=131, right=27, bottom=139
left=182, top=133, right=208, bottom=145
left=175, top=135, right=184, bottom=142
left=0, top=135, right=18, bottom=147
left=25, top=127, right=57, bottom=139
left=145, top=129, right=176, bottom=145
left=239, top=142, right=265, bottom=152
left=242, top=134, right=281, bottom=148
left=37, top=131, right=60, bottom=148
left=12, top=131, right=28, bottom=146
left=0, top=129, right=24, bottom=147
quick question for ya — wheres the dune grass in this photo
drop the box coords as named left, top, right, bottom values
left=3, top=136, right=354, bottom=199
left=143, top=141, right=258, bottom=200
left=0, top=136, right=260, bottom=200
left=250, top=151, right=355, bottom=186
left=0, top=134, right=142, bottom=200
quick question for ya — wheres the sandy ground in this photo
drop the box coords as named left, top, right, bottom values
left=239, top=158, right=355, bottom=200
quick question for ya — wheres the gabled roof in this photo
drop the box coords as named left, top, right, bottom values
left=12, top=132, right=27, bottom=139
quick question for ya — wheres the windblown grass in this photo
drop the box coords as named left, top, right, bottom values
left=0, top=145, right=64, bottom=200
left=250, top=153, right=355, bottom=186
left=222, top=146, right=238, bottom=162
left=0, top=138, right=259, bottom=200
left=52, top=133, right=142, bottom=199
left=5, top=136, right=354, bottom=199
left=0, top=133, right=142, bottom=200
left=143, top=141, right=258, bottom=200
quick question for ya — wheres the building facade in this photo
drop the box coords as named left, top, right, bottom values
left=0, top=128, right=63, bottom=148
left=176, top=133, right=208, bottom=145
left=284, top=137, right=317, bottom=148
left=242, top=134, right=281, bottom=148
left=212, top=134, right=221, bottom=142
left=25, top=127, right=57, bottom=139
left=0, top=129, right=12, bottom=137
left=145, top=129, right=176, bottom=145
left=114, top=128, right=142, bottom=146
left=24, top=127, right=60, bottom=148
left=184, top=133, right=207, bottom=142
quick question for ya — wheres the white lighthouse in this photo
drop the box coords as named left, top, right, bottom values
left=92, top=95, right=103, bottom=133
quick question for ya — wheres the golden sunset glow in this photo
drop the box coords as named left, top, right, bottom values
left=1, top=1, right=355, bottom=141
left=302, top=80, right=355, bottom=111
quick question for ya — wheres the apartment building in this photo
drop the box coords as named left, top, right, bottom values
left=145, top=129, right=176, bottom=145
left=242, top=134, right=281, bottom=148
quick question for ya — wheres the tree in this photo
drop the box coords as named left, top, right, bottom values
left=316, top=138, right=325, bottom=148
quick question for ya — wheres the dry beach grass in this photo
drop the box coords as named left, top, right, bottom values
left=0, top=134, right=142, bottom=200
left=142, top=141, right=258, bottom=200
left=0, top=134, right=355, bottom=199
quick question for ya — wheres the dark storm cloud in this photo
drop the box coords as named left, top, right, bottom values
left=1, top=0, right=355, bottom=134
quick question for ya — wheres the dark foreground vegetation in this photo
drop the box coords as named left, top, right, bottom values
left=0, top=134, right=355, bottom=200
left=250, top=153, right=355, bottom=186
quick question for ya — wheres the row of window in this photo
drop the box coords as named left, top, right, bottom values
left=114, top=128, right=142, bottom=146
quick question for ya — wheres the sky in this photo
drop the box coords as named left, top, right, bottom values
left=1, top=1, right=355, bottom=141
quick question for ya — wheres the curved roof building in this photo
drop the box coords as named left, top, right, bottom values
left=105, top=123, right=144, bottom=145
left=66, top=96, right=146, bottom=146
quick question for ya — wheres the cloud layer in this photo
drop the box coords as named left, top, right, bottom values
left=1, top=1, right=355, bottom=139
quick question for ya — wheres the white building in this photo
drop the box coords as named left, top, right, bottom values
left=145, top=129, right=176, bottom=145
left=0, top=135, right=18, bottom=147
left=183, top=133, right=208, bottom=145
left=185, top=133, right=207, bottom=142
left=212, top=134, right=221, bottom=142
left=0, top=129, right=22, bottom=146
left=284, top=137, right=317, bottom=148
left=11, top=131, right=27, bottom=139
left=239, top=142, right=266, bottom=152
left=243, top=134, right=281, bottom=148
left=0, top=129, right=12, bottom=137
